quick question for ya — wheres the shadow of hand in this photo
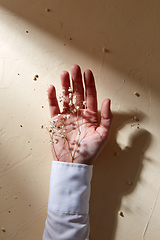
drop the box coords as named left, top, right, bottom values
left=90, top=111, right=152, bottom=240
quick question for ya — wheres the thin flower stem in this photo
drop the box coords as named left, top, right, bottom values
left=62, top=119, right=73, bottom=162
left=52, top=143, right=59, bottom=161
left=76, top=109, right=81, bottom=135
left=72, top=131, right=81, bottom=161
left=50, top=132, right=59, bottom=161
left=65, top=136, right=73, bottom=162
left=72, top=110, right=81, bottom=160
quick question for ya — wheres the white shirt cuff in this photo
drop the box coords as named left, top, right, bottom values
left=48, top=161, right=93, bottom=215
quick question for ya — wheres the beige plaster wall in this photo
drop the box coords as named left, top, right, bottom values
left=0, top=0, right=160, bottom=239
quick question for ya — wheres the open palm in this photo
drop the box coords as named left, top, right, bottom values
left=48, top=65, right=112, bottom=165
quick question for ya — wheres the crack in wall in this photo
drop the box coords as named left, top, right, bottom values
left=142, top=184, right=160, bottom=239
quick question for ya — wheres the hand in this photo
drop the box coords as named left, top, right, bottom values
left=48, top=65, right=112, bottom=165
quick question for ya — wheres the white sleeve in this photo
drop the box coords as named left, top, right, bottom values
left=43, top=161, right=93, bottom=240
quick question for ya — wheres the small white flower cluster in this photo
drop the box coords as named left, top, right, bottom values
left=58, top=88, right=80, bottom=112
left=48, top=87, right=87, bottom=161
left=49, top=118, right=66, bottom=145
left=58, top=87, right=87, bottom=110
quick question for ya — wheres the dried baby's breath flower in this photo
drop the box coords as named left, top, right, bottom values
left=69, top=100, right=72, bottom=106
left=102, top=47, right=108, bottom=52
left=73, top=95, right=77, bottom=104
left=50, top=140, right=58, bottom=144
left=68, top=87, right=73, bottom=92
left=118, top=211, right=124, bottom=217
left=1, top=228, right=5, bottom=232
left=58, top=94, right=63, bottom=102
left=48, top=87, right=84, bottom=163
left=132, top=116, right=139, bottom=121
left=33, top=74, right=39, bottom=81
left=134, top=92, right=140, bottom=97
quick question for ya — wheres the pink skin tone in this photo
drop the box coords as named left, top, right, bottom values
left=48, top=64, right=112, bottom=165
